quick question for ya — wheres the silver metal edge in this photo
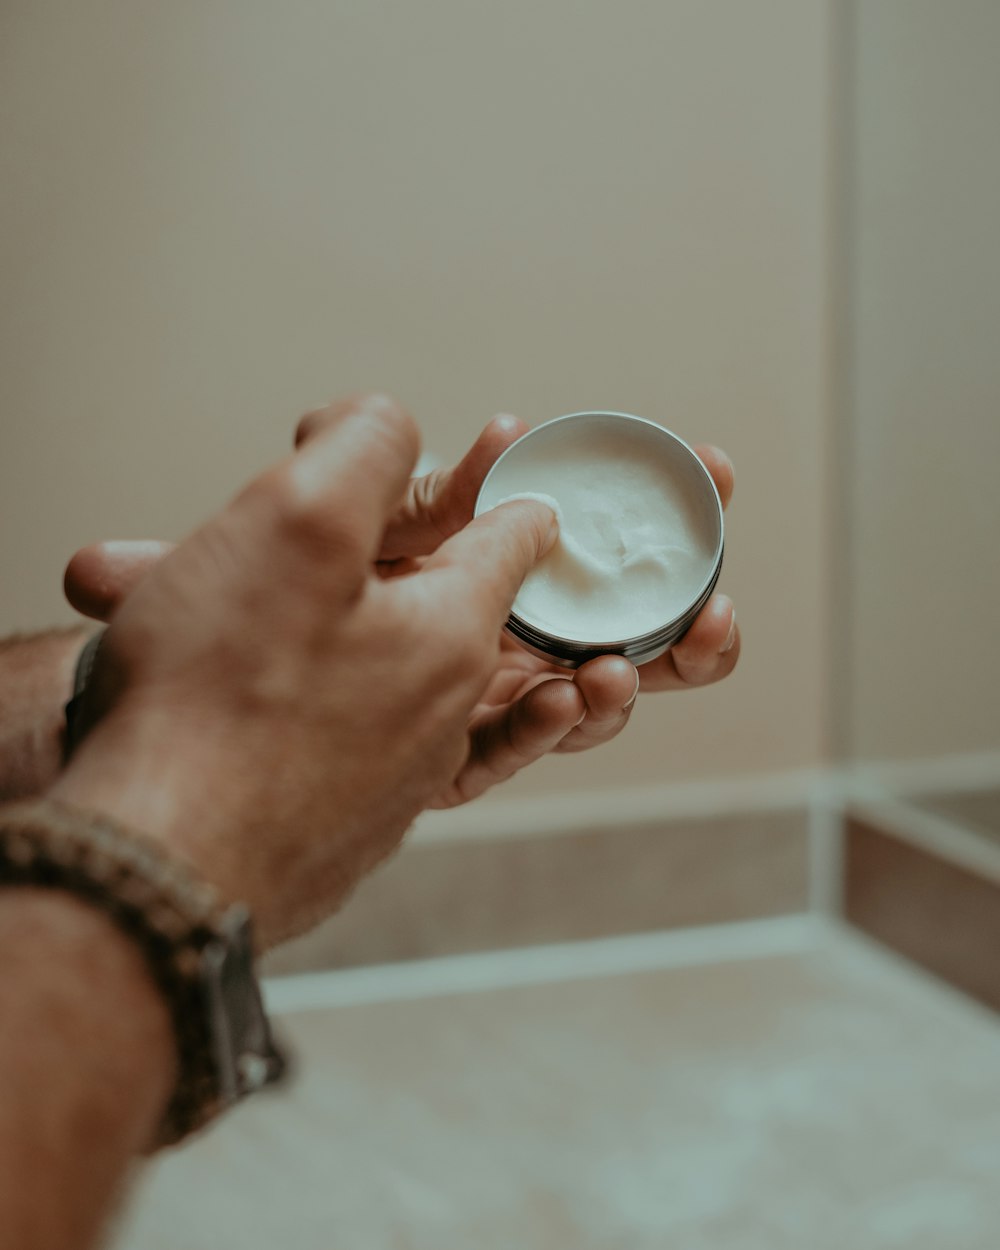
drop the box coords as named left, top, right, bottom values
left=475, top=412, right=726, bottom=664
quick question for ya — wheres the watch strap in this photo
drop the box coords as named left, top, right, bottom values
left=64, top=630, right=105, bottom=758
left=0, top=798, right=287, bottom=1147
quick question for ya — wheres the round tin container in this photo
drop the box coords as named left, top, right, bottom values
left=474, top=411, right=724, bottom=668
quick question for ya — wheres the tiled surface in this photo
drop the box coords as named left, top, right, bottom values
left=115, top=925, right=1000, bottom=1250
left=262, top=810, right=808, bottom=975
left=845, top=816, right=1000, bottom=1012
left=912, top=789, right=1000, bottom=844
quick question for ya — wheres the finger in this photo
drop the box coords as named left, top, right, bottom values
left=419, top=498, right=559, bottom=627
left=476, top=658, right=555, bottom=708
left=692, top=444, right=735, bottom=511
left=64, top=540, right=175, bottom=621
left=638, top=593, right=740, bottom=692
left=439, top=677, right=586, bottom=806
left=294, top=393, right=376, bottom=448
left=555, top=655, right=640, bottom=753
left=380, top=413, right=529, bottom=561
left=253, top=392, right=421, bottom=567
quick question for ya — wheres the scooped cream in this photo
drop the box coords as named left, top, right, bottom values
left=485, top=427, right=715, bottom=642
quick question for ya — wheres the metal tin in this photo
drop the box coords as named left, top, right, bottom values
left=474, top=411, right=725, bottom=668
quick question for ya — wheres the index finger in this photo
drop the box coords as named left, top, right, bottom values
left=379, top=414, right=530, bottom=562
left=243, top=393, right=421, bottom=568
left=419, top=499, right=559, bottom=626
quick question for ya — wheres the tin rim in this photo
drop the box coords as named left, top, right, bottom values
left=504, top=550, right=723, bottom=668
left=474, top=411, right=725, bottom=659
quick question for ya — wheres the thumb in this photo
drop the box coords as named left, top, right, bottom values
left=64, top=539, right=175, bottom=621
left=379, top=414, right=528, bottom=561
left=419, top=498, right=559, bottom=626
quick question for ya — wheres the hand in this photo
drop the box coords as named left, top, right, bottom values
left=65, top=402, right=740, bottom=810
left=53, top=395, right=557, bottom=946
left=274, top=401, right=739, bottom=804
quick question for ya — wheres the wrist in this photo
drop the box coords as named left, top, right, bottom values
left=50, top=715, right=252, bottom=919
left=1, top=797, right=287, bottom=1145
left=0, top=885, right=177, bottom=1133
left=0, top=885, right=177, bottom=1246
left=49, top=697, right=306, bottom=950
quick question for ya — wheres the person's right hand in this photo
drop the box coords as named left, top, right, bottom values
left=51, top=395, right=556, bottom=948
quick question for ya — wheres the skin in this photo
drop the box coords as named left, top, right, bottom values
left=0, top=393, right=739, bottom=1250
left=49, top=394, right=573, bottom=947
left=0, top=889, right=175, bottom=1250
left=1, top=393, right=564, bottom=1250
left=63, top=402, right=740, bottom=813
left=0, top=627, right=87, bottom=801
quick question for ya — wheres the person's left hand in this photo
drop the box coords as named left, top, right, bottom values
left=65, top=404, right=739, bottom=808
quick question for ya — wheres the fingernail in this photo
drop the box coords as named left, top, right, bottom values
left=622, top=667, right=641, bottom=713
left=495, top=495, right=560, bottom=555
left=358, top=391, right=398, bottom=416
left=720, top=609, right=737, bottom=654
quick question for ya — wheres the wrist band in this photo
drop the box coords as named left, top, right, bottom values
left=0, top=798, right=287, bottom=1148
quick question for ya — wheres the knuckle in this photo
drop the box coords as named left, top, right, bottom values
left=251, top=466, right=367, bottom=564
left=362, top=394, right=421, bottom=467
left=353, top=390, right=408, bottom=422
left=411, top=467, right=450, bottom=535
left=295, top=392, right=419, bottom=461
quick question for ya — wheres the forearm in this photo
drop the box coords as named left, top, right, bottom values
left=0, top=887, right=175, bottom=1250
left=0, top=628, right=88, bottom=801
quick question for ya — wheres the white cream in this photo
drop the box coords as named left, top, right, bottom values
left=479, top=420, right=717, bottom=643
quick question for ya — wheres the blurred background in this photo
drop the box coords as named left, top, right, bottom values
left=1, top=2, right=998, bottom=1247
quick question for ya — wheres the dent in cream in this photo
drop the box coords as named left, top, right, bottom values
left=489, top=436, right=713, bottom=642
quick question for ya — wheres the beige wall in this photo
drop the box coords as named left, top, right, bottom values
left=846, top=0, right=1000, bottom=761
left=0, top=1, right=834, bottom=794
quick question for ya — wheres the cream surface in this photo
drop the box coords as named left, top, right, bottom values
left=486, top=429, right=715, bottom=641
